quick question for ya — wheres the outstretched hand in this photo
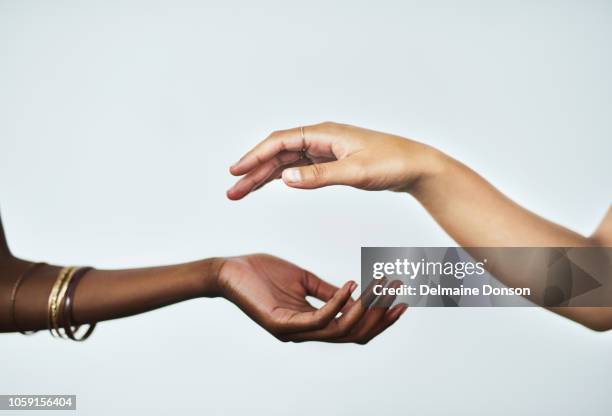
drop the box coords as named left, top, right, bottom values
left=227, top=122, right=443, bottom=200
left=217, top=254, right=406, bottom=343
left=225, top=124, right=414, bottom=342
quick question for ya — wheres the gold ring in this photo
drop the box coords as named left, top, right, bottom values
left=299, top=126, right=307, bottom=159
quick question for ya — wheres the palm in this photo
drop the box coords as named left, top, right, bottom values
left=219, top=254, right=322, bottom=330
left=217, top=253, right=406, bottom=343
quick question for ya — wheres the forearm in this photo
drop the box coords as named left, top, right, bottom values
left=227, top=122, right=611, bottom=330
left=410, top=151, right=611, bottom=330
left=411, top=152, right=592, bottom=247
left=0, top=224, right=9, bottom=258
left=0, top=257, right=223, bottom=333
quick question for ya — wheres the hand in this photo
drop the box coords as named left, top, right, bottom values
left=217, top=253, right=407, bottom=343
left=227, top=121, right=444, bottom=200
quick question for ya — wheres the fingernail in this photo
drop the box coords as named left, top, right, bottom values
left=282, top=168, right=301, bottom=183
left=349, top=281, right=358, bottom=293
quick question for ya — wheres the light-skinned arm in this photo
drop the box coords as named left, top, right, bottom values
left=228, top=121, right=612, bottom=330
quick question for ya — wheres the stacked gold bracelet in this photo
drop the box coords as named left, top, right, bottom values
left=47, top=266, right=96, bottom=341
left=48, top=267, right=75, bottom=337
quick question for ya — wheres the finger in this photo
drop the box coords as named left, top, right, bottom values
left=230, top=128, right=308, bottom=176
left=281, top=158, right=359, bottom=190
left=362, top=303, right=408, bottom=343
left=339, top=298, right=356, bottom=315
left=249, top=152, right=332, bottom=194
left=227, top=151, right=302, bottom=200
left=230, top=124, right=339, bottom=176
left=251, top=158, right=312, bottom=191
left=304, top=271, right=356, bottom=314
left=285, top=278, right=382, bottom=342
left=304, top=271, right=341, bottom=301
left=281, top=280, right=358, bottom=333
left=336, top=280, right=402, bottom=343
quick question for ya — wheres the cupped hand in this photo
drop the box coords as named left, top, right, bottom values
left=217, top=254, right=407, bottom=343
left=227, top=122, right=443, bottom=200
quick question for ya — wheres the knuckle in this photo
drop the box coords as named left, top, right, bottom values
left=318, top=121, right=345, bottom=134
left=319, top=121, right=337, bottom=128
left=253, top=152, right=266, bottom=165
left=270, top=156, right=284, bottom=169
left=278, top=152, right=297, bottom=164
left=310, top=163, right=326, bottom=181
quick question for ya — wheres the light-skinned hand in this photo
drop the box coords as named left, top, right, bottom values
left=227, top=121, right=443, bottom=200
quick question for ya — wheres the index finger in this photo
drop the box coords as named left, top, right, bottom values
left=285, top=277, right=383, bottom=342
left=230, top=128, right=307, bottom=176
left=304, top=271, right=356, bottom=313
left=280, top=280, right=357, bottom=333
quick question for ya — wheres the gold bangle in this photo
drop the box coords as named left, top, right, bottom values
left=54, top=267, right=81, bottom=338
left=10, top=262, right=47, bottom=335
left=47, top=267, right=69, bottom=336
left=48, top=267, right=76, bottom=338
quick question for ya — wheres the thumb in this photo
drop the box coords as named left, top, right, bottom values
left=281, top=159, right=355, bottom=189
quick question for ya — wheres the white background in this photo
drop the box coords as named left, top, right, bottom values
left=1, top=1, right=611, bottom=414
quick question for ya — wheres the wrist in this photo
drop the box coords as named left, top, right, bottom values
left=408, top=146, right=452, bottom=200
left=190, top=257, right=227, bottom=298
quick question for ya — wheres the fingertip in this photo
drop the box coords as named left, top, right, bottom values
left=226, top=188, right=243, bottom=201
left=336, top=281, right=357, bottom=299
left=229, top=164, right=244, bottom=176
left=334, top=281, right=355, bottom=301
left=388, top=303, right=408, bottom=321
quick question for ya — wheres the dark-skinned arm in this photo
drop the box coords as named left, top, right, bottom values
left=0, top=214, right=405, bottom=342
